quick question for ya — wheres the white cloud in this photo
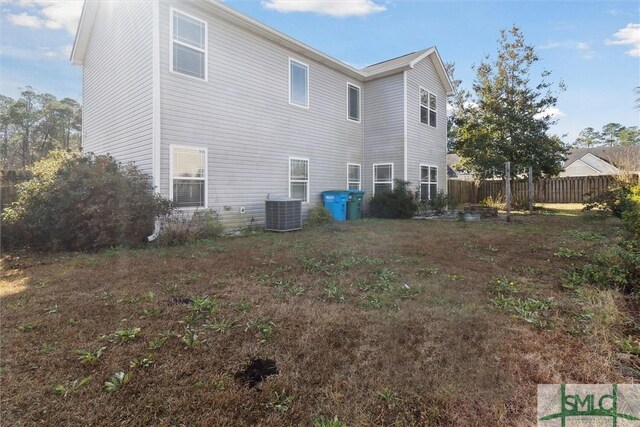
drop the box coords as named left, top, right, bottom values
left=605, top=23, right=640, bottom=57
left=535, top=106, right=565, bottom=120
left=538, top=40, right=596, bottom=59
left=9, top=11, right=44, bottom=28
left=262, top=0, right=386, bottom=17
left=8, top=0, right=83, bottom=35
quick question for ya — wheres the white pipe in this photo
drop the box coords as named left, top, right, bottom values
left=147, top=219, right=161, bottom=242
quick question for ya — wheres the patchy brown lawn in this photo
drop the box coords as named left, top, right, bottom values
left=1, top=211, right=637, bottom=426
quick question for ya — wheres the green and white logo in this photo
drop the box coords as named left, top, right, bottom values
left=538, top=384, right=640, bottom=426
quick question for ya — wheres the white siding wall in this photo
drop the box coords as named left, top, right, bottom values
left=159, top=1, right=363, bottom=227
left=82, top=1, right=154, bottom=176
left=406, top=57, right=448, bottom=195
left=362, top=73, right=405, bottom=199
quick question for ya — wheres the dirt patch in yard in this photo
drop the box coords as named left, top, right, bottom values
left=0, top=212, right=636, bottom=426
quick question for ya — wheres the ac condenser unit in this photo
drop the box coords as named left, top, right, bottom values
left=265, top=197, right=302, bottom=232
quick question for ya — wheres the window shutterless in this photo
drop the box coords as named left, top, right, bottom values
left=347, top=83, right=360, bottom=122
left=348, top=163, right=361, bottom=190
left=373, top=163, right=393, bottom=195
left=420, top=165, right=438, bottom=200
left=171, top=10, right=207, bottom=80
left=289, top=158, right=309, bottom=202
left=170, top=146, right=207, bottom=208
left=419, top=88, right=437, bottom=127
left=289, top=59, right=309, bottom=108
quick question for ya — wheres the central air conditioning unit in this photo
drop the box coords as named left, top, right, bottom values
left=265, top=196, right=302, bottom=232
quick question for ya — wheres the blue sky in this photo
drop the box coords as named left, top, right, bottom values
left=1, top=0, right=638, bottom=143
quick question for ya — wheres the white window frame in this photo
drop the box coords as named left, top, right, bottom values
left=420, top=164, right=438, bottom=201
left=289, top=58, right=309, bottom=109
left=419, top=86, right=437, bottom=128
left=288, top=156, right=310, bottom=203
left=169, top=144, right=208, bottom=209
left=170, top=8, right=208, bottom=81
left=373, top=163, right=394, bottom=196
left=347, top=163, right=361, bottom=190
left=346, top=82, right=361, bottom=123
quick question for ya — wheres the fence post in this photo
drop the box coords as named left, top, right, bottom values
left=528, top=166, right=533, bottom=214
left=505, top=162, right=511, bottom=223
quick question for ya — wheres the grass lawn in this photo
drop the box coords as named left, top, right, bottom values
left=1, top=210, right=638, bottom=425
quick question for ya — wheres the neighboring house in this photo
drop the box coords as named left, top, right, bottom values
left=446, top=153, right=475, bottom=181
left=560, top=146, right=640, bottom=177
left=71, top=0, right=452, bottom=227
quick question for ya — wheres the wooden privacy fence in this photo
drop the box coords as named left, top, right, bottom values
left=449, top=174, right=638, bottom=205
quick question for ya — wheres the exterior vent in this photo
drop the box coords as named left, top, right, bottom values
left=265, top=197, right=302, bottom=232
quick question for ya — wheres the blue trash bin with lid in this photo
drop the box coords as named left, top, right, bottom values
left=321, top=190, right=349, bottom=221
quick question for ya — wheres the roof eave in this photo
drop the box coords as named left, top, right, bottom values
left=70, top=0, right=98, bottom=66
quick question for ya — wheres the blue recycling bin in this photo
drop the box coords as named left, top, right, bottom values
left=321, top=191, right=350, bottom=221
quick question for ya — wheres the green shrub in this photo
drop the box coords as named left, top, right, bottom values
left=2, top=151, right=171, bottom=251
left=368, top=179, right=418, bottom=219
left=428, top=189, right=455, bottom=214
left=569, top=239, right=639, bottom=295
left=157, top=209, right=224, bottom=246
left=583, top=181, right=633, bottom=218
left=306, top=206, right=333, bottom=226
left=621, top=183, right=640, bottom=237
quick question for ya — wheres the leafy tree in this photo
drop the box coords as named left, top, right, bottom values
left=450, top=26, right=567, bottom=179
left=617, top=126, right=640, bottom=146
left=0, top=87, right=82, bottom=169
left=601, top=123, right=624, bottom=146
left=575, top=127, right=602, bottom=148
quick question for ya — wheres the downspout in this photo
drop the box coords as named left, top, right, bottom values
left=403, top=71, right=408, bottom=181
left=148, top=0, right=162, bottom=241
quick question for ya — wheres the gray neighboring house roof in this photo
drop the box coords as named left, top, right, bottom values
left=564, top=146, right=640, bottom=169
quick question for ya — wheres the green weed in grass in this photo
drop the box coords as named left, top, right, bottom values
left=313, top=415, right=346, bottom=427
left=321, top=281, right=345, bottom=303
left=617, top=336, right=640, bottom=355
left=553, top=247, right=585, bottom=258
left=492, top=295, right=556, bottom=329
left=130, top=357, right=154, bottom=368
left=55, top=376, right=91, bottom=397
left=104, top=372, right=129, bottom=393
left=269, top=390, right=293, bottom=413
left=77, top=346, right=106, bottom=364
left=378, top=387, right=401, bottom=408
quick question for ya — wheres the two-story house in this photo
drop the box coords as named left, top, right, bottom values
left=70, top=0, right=453, bottom=228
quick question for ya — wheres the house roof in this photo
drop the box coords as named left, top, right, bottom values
left=564, top=146, right=640, bottom=169
left=70, top=0, right=453, bottom=94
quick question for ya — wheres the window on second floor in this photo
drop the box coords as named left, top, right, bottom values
left=171, top=10, right=207, bottom=80
left=420, top=88, right=437, bottom=127
left=347, top=83, right=360, bottom=122
left=289, top=59, right=309, bottom=108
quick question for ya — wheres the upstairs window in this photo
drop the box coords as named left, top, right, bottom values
left=347, top=83, right=360, bottom=122
left=420, top=88, right=437, bottom=127
left=289, top=157, right=309, bottom=202
left=348, top=163, right=361, bottom=190
left=171, top=10, right=207, bottom=80
left=373, top=163, right=393, bottom=195
left=420, top=165, right=438, bottom=200
left=171, top=146, right=207, bottom=208
left=289, top=59, right=309, bottom=108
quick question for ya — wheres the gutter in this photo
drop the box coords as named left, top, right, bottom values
left=148, top=0, right=162, bottom=242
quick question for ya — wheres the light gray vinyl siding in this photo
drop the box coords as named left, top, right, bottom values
left=82, top=1, right=154, bottom=176
left=362, top=73, right=404, bottom=198
left=159, top=1, right=363, bottom=227
left=406, top=57, right=448, bottom=195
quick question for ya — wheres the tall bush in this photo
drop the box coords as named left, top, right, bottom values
left=368, top=179, right=418, bottom=219
left=2, top=151, right=171, bottom=251
left=622, top=183, right=640, bottom=238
